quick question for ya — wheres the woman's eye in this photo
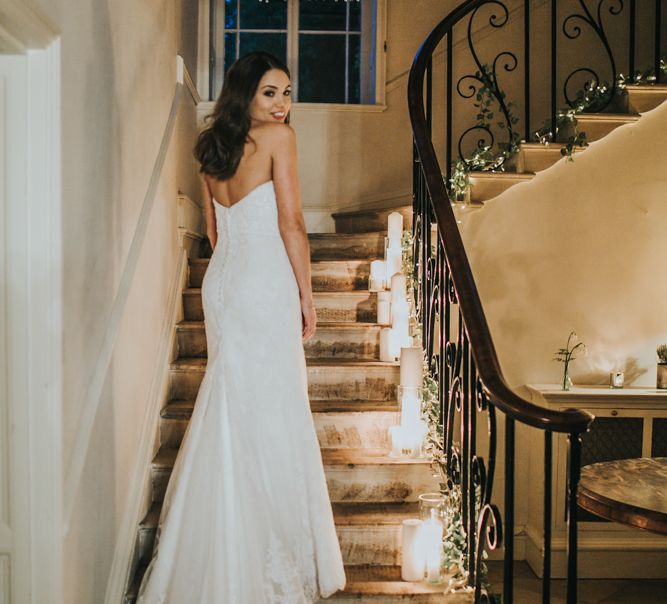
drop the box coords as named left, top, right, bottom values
left=285, top=90, right=291, bottom=96
left=265, top=91, right=274, bottom=97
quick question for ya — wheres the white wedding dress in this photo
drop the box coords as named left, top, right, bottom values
left=137, top=179, right=346, bottom=603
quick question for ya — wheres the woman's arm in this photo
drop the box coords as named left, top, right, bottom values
left=201, top=174, right=218, bottom=249
left=270, top=124, right=316, bottom=340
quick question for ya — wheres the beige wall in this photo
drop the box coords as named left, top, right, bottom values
left=461, top=101, right=667, bottom=390
left=30, top=0, right=201, bottom=601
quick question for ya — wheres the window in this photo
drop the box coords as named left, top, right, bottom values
left=211, top=0, right=382, bottom=105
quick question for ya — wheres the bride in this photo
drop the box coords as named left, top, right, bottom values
left=137, top=51, right=346, bottom=603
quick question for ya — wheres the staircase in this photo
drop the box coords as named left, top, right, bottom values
left=125, top=203, right=474, bottom=602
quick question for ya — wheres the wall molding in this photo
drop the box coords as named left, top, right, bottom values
left=0, top=0, right=58, bottom=53
left=63, top=59, right=186, bottom=531
left=103, top=230, right=201, bottom=604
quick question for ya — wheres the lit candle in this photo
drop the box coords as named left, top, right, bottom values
left=388, top=327, right=403, bottom=360
left=369, top=260, right=386, bottom=292
left=400, top=386, right=422, bottom=427
left=377, top=291, right=391, bottom=325
left=387, top=211, right=404, bottom=241
left=390, top=273, right=407, bottom=306
left=380, top=327, right=396, bottom=362
left=385, top=238, right=403, bottom=284
left=389, top=425, right=407, bottom=457
left=610, top=372, right=624, bottom=388
left=401, top=519, right=425, bottom=582
left=422, top=509, right=443, bottom=583
left=400, top=346, right=423, bottom=388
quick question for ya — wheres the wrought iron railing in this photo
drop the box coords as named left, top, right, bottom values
left=405, top=0, right=667, bottom=600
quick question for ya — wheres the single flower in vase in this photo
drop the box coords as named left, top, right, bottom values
left=553, top=331, right=587, bottom=391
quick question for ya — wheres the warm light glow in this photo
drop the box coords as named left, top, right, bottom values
left=401, top=519, right=425, bottom=581
left=422, top=508, right=444, bottom=583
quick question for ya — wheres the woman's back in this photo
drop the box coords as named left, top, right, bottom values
left=204, top=123, right=281, bottom=208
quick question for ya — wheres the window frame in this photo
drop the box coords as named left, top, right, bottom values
left=208, top=0, right=387, bottom=110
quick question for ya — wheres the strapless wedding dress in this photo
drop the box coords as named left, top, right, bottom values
left=137, top=180, right=346, bottom=603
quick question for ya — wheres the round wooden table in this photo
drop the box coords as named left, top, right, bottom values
left=577, top=457, right=667, bottom=535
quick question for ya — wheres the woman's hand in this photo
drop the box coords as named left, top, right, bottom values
left=301, top=295, right=317, bottom=342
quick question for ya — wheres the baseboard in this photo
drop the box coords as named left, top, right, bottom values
left=525, top=524, right=667, bottom=579
left=103, top=230, right=201, bottom=604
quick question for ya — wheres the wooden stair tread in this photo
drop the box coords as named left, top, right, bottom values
left=153, top=446, right=430, bottom=468
left=468, top=170, right=534, bottom=180
left=176, top=320, right=384, bottom=330
left=575, top=112, right=640, bottom=123
left=140, top=501, right=419, bottom=531
left=308, top=231, right=386, bottom=239
left=341, top=565, right=463, bottom=596
left=162, top=398, right=399, bottom=419
left=184, top=288, right=376, bottom=298
left=171, top=357, right=399, bottom=370
left=190, top=257, right=370, bottom=266
left=331, top=205, right=410, bottom=219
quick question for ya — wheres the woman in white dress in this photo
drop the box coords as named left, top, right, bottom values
left=137, top=51, right=346, bottom=603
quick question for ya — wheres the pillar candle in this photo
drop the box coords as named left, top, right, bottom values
left=390, top=273, right=407, bottom=306
left=400, top=387, right=422, bottom=427
left=369, top=260, right=386, bottom=292
left=377, top=291, right=391, bottom=325
left=380, top=327, right=395, bottom=362
left=400, top=346, right=423, bottom=388
left=385, top=239, right=403, bottom=284
left=401, top=519, right=425, bottom=582
left=388, top=211, right=404, bottom=241
left=423, top=509, right=443, bottom=583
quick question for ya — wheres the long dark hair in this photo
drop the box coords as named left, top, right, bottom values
left=193, top=51, right=291, bottom=180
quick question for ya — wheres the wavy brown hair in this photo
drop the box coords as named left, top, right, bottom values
left=193, top=51, right=291, bottom=179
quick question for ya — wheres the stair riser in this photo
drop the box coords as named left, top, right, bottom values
left=189, top=261, right=370, bottom=291
left=560, top=118, right=636, bottom=143
left=135, top=522, right=402, bottom=567
left=169, top=365, right=399, bottom=401
left=334, top=207, right=412, bottom=234
left=469, top=176, right=529, bottom=203
left=152, top=462, right=436, bottom=504
left=183, top=291, right=378, bottom=323
left=308, top=365, right=399, bottom=402
left=177, top=326, right=382, bottom=360
left=324, top=463, right=438, bottom=503
left=627, top=88, right=667, bottom=113
left=309, top=234, right=385, bottom=261
left=515, top=147, right=578, bottom=173
left=318, top=595, right=457, bottom=603
left=160, top=410, right=399, bottom=449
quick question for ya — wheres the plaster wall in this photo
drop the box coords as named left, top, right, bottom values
left=28, top=0, right=200, bottom=601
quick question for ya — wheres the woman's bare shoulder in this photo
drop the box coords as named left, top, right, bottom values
left=250, top=122, right=296, bottom=150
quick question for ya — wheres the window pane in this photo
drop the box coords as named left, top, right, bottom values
left=224, top=0, right=237, bottom=29
left=348, top=34, right=361, bottom=103
left=298, top=34, right=346, bottom=103
left=299, top=1, right=347, bottom=31
left=224, top=32, right=237, bottom=75
left=240, top=0, right=287, bottom=30
left=349, top=1, right=361, bottom=32
left=239, top=32, right=287, bottom=65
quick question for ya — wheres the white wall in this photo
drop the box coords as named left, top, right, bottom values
left=26, top=0, right=201, bottom=601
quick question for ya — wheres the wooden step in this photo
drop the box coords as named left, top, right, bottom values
left=135, top=500, right=421, bottom=568
left=125, top=561, right=469, bottom=604
left=176, top=320, right=383, bottom=360
left=151, top=446, right=436, bottom=504
left=333, top=205, right=412, bottom=234
left=514, top=142, right=586, bottom=173
left=323, top=565, right=473, bottom=603
left=168, top=357, right=400, bottom=402
left=626, top=84, right=667, bottom=114
left=468, top=171, right=535, bottom=203
left=188, top=258, right=372, bottom=291
left=183, top=289, right=378, bottom=323
left=309, top=231, right=386, bottom=261
left=159, top=398, right=400, bottom=449
left=559, top=112, right=640, bottom=143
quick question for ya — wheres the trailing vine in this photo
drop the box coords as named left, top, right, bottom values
left=446, top=57, right=667, bottom=200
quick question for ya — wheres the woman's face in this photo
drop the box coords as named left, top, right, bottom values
left=249, top=68, right=292, bottom=125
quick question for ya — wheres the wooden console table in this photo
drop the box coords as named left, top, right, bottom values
left=524, top=384, right=667, bottom=578
left=578, top=457, right=667, bottom=535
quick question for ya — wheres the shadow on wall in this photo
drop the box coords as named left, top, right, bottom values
left=459, top=100, right=667, bottom=389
